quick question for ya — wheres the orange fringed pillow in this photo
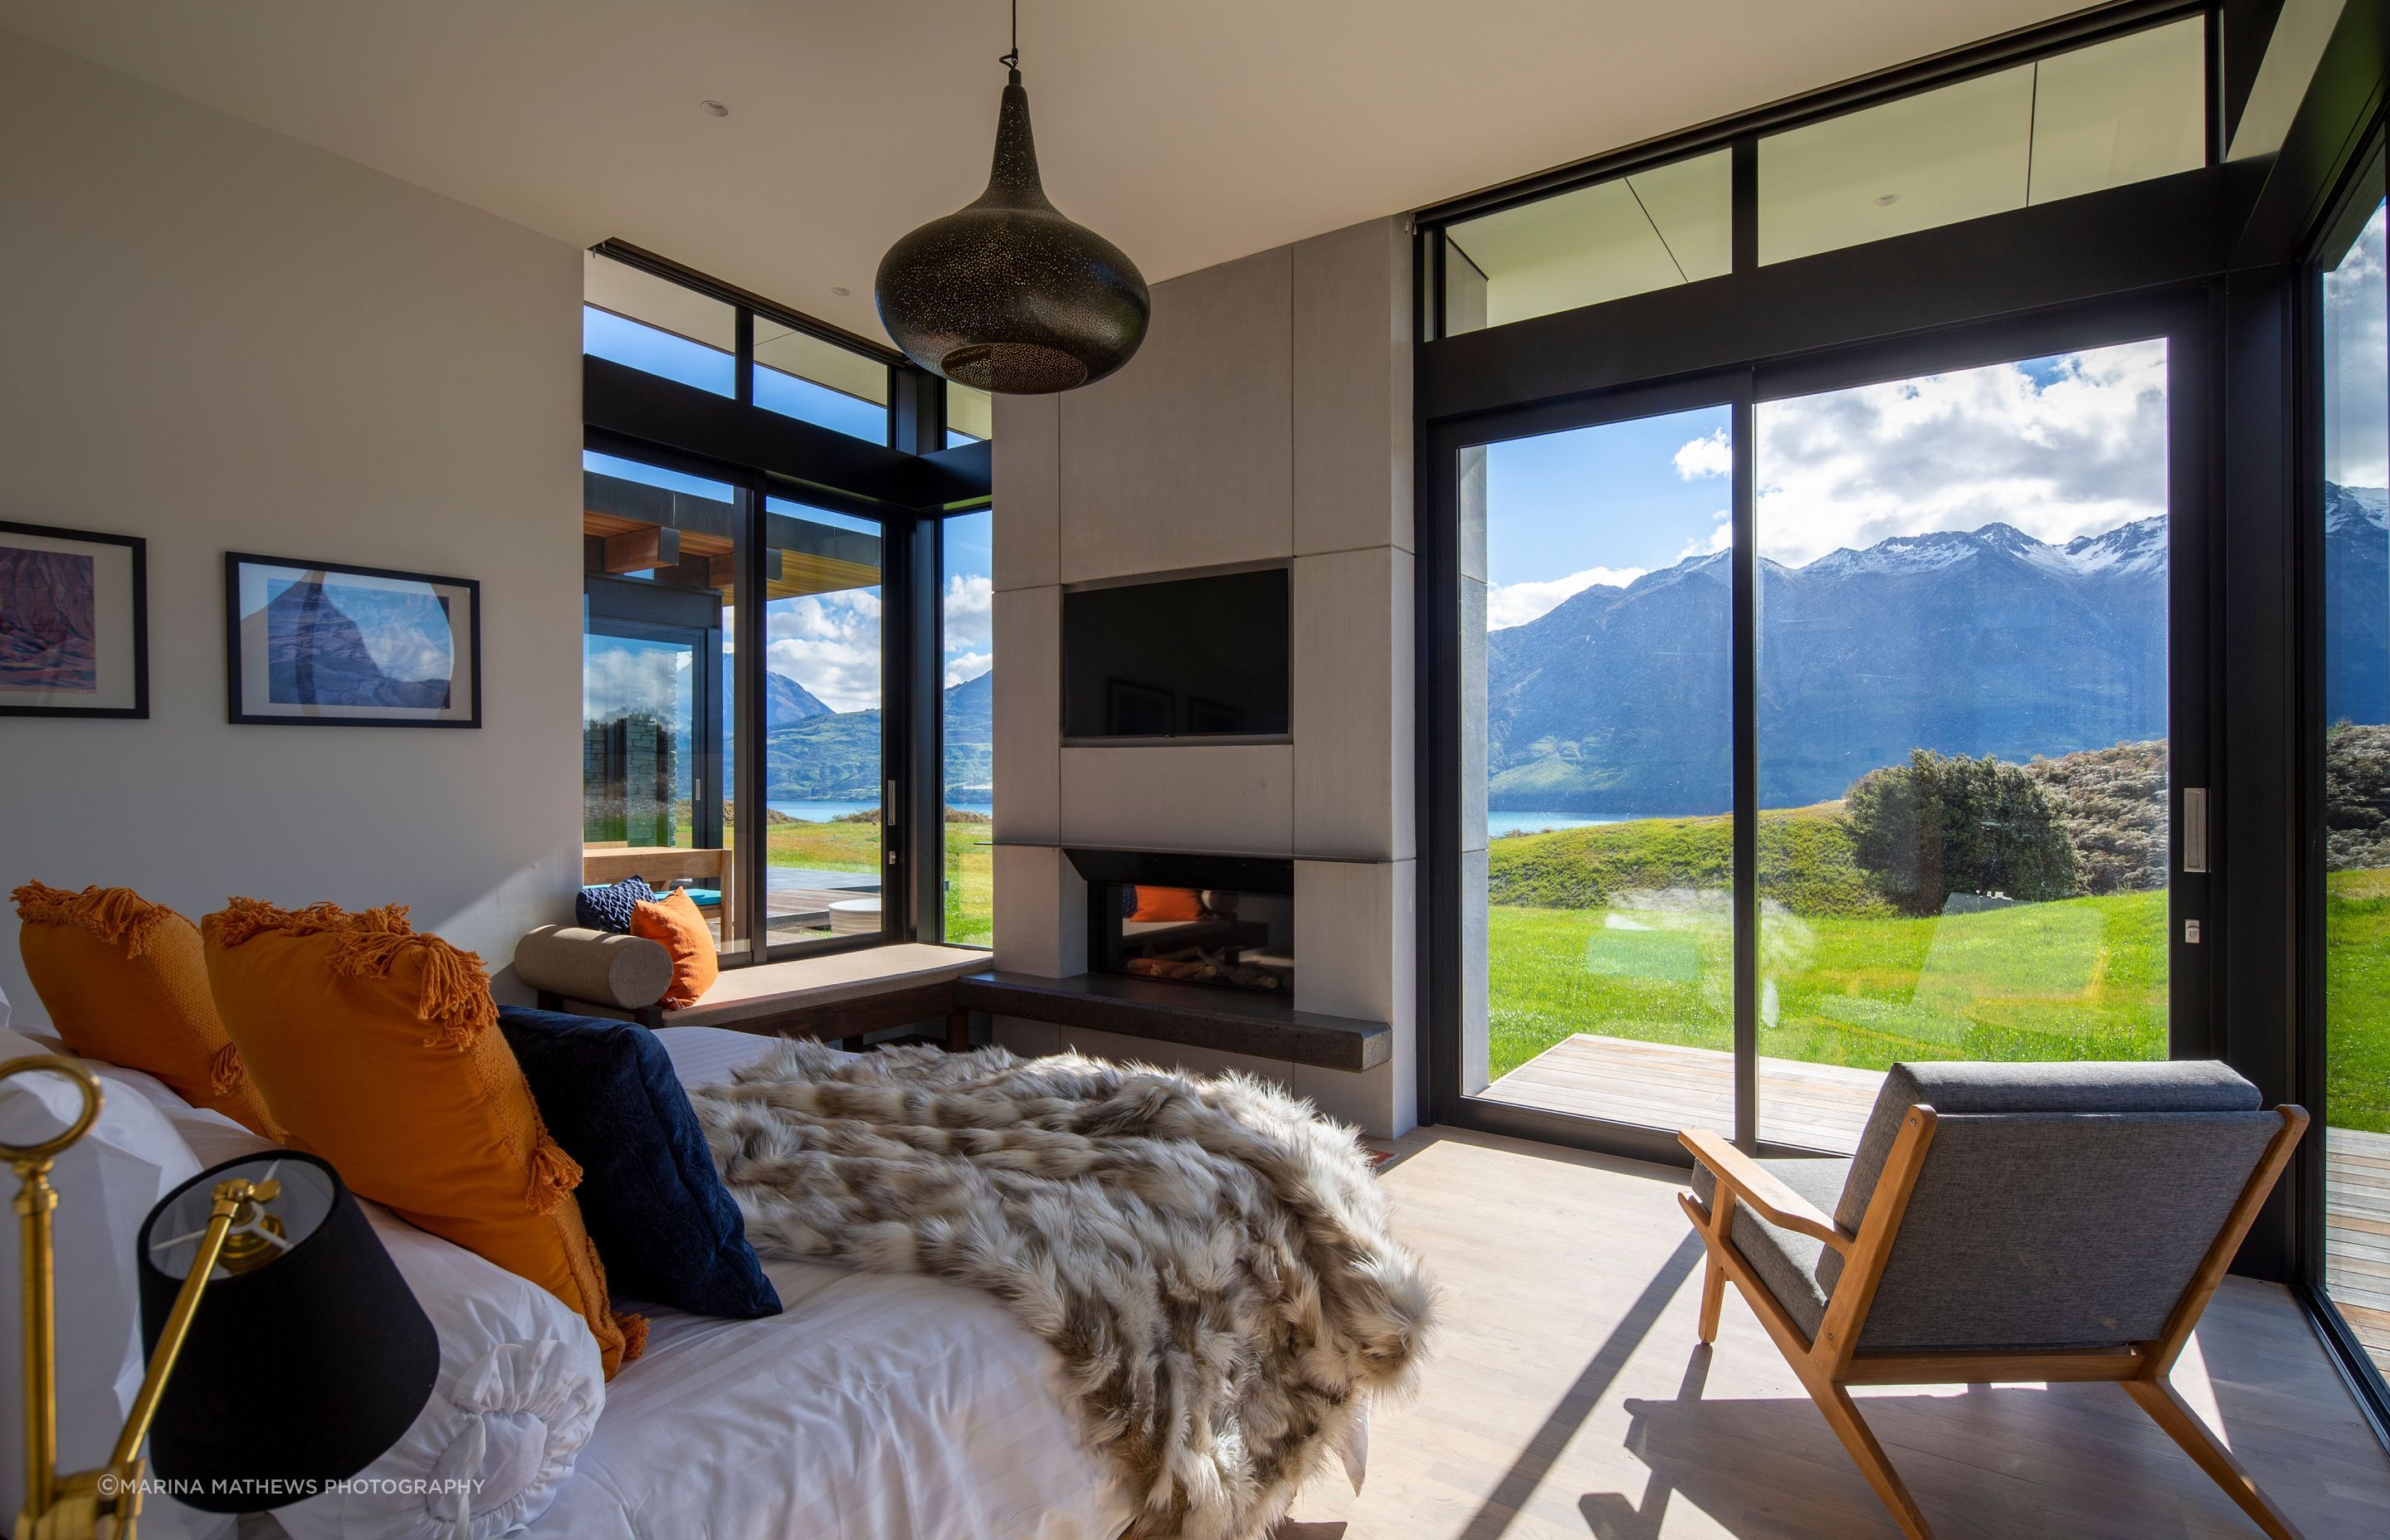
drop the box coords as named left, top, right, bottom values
left=201, top=899, right=640, bottom=1377
left=629, top=889, right=718, bottom=1009
left=12, top=882, right=280, bottom=1138
left=1130, top=886, right=1205, bottom=923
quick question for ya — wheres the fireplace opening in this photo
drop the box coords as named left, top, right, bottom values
left=1066, top=850, right=1295, bottom=997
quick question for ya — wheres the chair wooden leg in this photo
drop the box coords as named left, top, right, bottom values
left=2120, top=1378, right=2302, bottom=1540
left=1696, top=1257, right=1727, bottom=1345
left=1807, top=1381, right=1933, bottom=1540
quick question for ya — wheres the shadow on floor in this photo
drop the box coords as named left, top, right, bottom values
left=1578, top=1350, right=2287, bottom=1540
left=1453, top=1233, right=1705, bottom=1540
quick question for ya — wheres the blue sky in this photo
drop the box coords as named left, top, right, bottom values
left=1485, top=406, right=1729, bottom=628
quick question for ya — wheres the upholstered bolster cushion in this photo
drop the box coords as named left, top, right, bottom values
left=513, top=925, right=673, bottom=1011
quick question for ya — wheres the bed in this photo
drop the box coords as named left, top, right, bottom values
left=524, top=1027, right=1133, bottom=1540
left=3, top=1019, right=1129, bottom=1540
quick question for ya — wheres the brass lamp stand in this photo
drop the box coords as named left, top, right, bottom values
left=5, top=1055, right=273, bottom=1540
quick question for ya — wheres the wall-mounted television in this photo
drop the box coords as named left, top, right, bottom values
left=1061, top=568, right=1290, bottom=739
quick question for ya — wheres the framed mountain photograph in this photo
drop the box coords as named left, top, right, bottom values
left=224, top=553, right=480, bottom=728
left=0, top=519, right=148, bottom=719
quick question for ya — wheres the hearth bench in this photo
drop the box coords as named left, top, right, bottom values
left=512, top=926, right=983, bottom=1050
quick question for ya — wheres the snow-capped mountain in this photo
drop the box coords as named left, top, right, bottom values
left=1488, top=493, right=2388, bottom=812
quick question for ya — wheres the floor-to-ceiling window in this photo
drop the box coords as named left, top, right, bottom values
left=1424, top=8, right=2218, bottom=1159
left=578, top=246, right=991, bottom=960
left=942, top=508, right=995, bottom=948
left=1469, top=401, right=1737, bottom=1133
left=581, top=449, right=753, bottom=960
left=2316, top=159, right=2390, bottom=1384
left=1753, top=340, right=2173, bottom=1150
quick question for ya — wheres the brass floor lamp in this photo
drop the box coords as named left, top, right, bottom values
left=4, top=1054, right=435, bottom=1539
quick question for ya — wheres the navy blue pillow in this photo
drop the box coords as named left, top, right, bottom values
left=575, top=877, right=654, bottom=933
left=496, top=1006, right=780, bottom=1319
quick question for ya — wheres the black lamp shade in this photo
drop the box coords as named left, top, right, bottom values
left=136, top=1152, right=437, bottom=1512
left=876, top=69, right=1148, bottom=393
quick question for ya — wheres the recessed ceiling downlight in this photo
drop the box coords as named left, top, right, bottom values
left=701, top=100, right=729, bottom=118
left=1874, top=192, right=1901, bottom=206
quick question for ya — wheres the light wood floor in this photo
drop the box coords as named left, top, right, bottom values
left=1484, top=1032, right=2390, bottom=1381
left=1280, top=1124, right=2390, bottom=1540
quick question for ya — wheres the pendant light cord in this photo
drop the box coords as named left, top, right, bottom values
left=999, top=0, right=1018, bottom=71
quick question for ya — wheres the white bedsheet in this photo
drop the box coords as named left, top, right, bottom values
left=524, top=1027, right=1131, bottom=1540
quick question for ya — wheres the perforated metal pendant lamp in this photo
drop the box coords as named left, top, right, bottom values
left=876, top=47, right=1148, bottom=393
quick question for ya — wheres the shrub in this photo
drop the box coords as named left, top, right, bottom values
left=2326, top=722, right=2390, bottom=870
left=1844, top=750, right=2078, bottom=915
left=2024, top=739, right=2168, bottom=894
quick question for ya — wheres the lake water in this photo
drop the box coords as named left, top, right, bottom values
left=1488, top=811, right=1645, bottom=839
left=767, top=800, right=1654, bottom=840
left=768, top=799, right=994, bottom=822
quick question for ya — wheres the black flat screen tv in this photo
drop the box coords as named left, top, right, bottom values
left=1061, top=568, right=1290, bottom=739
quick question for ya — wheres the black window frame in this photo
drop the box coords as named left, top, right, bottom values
left=1410, top=0, right=2390, bottom=1380
left=580, top=249, right=991, bottom=961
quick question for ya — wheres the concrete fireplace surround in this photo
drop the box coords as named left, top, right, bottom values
left=987, top=214, right=1417, bottom=1137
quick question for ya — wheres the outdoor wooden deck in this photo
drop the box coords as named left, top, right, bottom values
left=1483, top=1031, right=2390, bottom=1377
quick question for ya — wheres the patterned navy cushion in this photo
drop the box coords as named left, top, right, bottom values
left=498, top=1007, right=781, bottom=1319
left=575, top=877, right=653, bottom=933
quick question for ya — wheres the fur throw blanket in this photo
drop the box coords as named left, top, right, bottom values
left=687, top=1040, right=1435, bottom=1540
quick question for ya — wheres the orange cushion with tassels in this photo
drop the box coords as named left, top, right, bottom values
left=201, top=899, right=640, bottom=1377
left=12, top=882, right=281, bottom=1138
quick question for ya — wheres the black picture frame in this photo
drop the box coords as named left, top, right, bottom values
left=0, top=519, right=149, bottom=719
left=223, top=553, right=481, bottom=729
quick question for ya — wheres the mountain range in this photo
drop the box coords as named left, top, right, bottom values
left=1485, top=500, right=2338, bottom=813
left=750, top=667, right=992, bottom=802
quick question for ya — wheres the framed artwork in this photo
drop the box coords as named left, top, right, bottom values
left=224, top=553, right=480, bottom=728
left=0, top=519, right=149, bottom=719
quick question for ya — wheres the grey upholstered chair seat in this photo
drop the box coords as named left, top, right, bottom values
left=1689, top=1157, right=1846, bottom=1339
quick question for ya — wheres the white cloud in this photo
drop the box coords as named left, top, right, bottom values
left=944, top=651, right=993, bottom=688
left=1678, top=509, right=1731, bottom=559
left=1486, top=564, right=1646, bottom=630
left=1674, top=428, right=1730, bottom=480
left=2326, top=203, right=2388, bottom=490
left=583, top=641, right=684, bottom=724
left=941, top=572, right=992, bottom=670
left=763, top=592, right=882, bottom=712
left=1755, top=338, right=2170, bottom=568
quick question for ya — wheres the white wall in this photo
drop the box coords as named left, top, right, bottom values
left=0, top=31, right=583, bottom=1016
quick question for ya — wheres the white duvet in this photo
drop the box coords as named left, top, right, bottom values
left=523, top=1028, right=1132, bottom=1540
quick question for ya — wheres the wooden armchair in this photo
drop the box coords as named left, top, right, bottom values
left=1680, top=1060, right=2308, bottom=1539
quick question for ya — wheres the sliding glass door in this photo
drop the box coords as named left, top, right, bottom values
left=1466, top=392, right=1739, bottom=1138
left=2314, top=162, right=2390, bottom=1387
left=1436, top=305, right=2202, bottom=1155
left=1753, top=339, right=2174, bottom=1150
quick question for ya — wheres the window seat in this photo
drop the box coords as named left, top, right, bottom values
left=514, top=926, right=983, bottom=1050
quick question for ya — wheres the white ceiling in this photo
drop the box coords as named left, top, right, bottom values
left=0, top=0, right=2078, bottom=342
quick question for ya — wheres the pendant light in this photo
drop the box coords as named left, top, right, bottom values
left=876, top=0, right=1149, bottom=393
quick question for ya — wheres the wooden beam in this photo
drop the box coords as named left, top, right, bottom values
left=601, top=525, right=679, bottom=573
left=710, top=549, right=784, bottom=590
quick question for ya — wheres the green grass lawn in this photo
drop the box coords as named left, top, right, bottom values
left=2327, top=868, right=2390, bottom=1133
left=1488, top=889, right=2168, bottom=1084
left=1490, top=807, right=2390, bottom=1133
